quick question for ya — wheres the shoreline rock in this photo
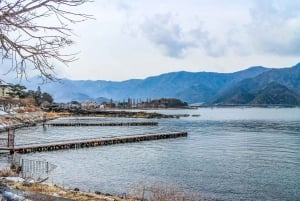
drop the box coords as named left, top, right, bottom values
left=57, top=109, right=182, bottom=118
left=0, top=109, right=188, bottom=133
left=0, top=112, right=61, bottom=133
left=0, top=176, right=133, bottom=201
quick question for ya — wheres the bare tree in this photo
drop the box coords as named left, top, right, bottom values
left=0, top=0, right=93, bottom=81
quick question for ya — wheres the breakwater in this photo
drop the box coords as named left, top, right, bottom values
left=46, top=121, right=158, bottom=127
left=1, top=132, right=187, bottom=154
left=45, top=109, right=188, bottom=118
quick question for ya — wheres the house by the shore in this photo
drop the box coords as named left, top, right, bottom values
left=0, top=80, right=12, bottom=97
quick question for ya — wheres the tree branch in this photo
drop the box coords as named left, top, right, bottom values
left=0, top=0, right=94, bottom=81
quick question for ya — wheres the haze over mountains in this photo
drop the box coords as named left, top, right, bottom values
left=23, top=63, right=300, bottom=105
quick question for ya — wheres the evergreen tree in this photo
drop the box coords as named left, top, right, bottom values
left=8, top=84, right=27, bottom=98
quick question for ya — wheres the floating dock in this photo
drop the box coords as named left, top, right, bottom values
left=46, top=121, right=158, bottom=127
left=1, top=132, right=187, bottom=154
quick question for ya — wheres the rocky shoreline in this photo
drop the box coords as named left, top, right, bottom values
left=0, top=109, right=189, bottom=133
left=0, top=175, right=199, bottom=201
left=47, top=109, right=189, bottom=119
left=1, top=176, right=132, bottom=201
left=0, top=112, right=60, bottom=133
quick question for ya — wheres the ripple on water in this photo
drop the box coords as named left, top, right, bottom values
left=1, top=108, right=300, bottom=201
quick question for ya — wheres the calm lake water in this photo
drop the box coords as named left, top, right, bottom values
left=2, top=108, right=300, bottom=200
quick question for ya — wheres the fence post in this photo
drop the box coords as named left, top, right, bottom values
left=21, top=159, right=24, bottom=178
left=46, top=162, right=49, bottom=174
left=7, top=128, right=15, bottom=149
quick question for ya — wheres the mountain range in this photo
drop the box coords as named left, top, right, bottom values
left=22, top=63, right=300, bottom=105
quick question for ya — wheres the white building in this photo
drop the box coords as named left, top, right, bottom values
left=0, top=80, right=12, bottom=97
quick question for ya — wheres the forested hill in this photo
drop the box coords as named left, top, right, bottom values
left=22, top=63, right=300, bottom=105
left=211, top=63, right=300, bottom=105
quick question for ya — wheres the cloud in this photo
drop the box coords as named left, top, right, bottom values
left=28, top=0, right=300, bottom=81
left=239, top=0, right=300, bottom=56
left=190, top=27, right=225, bottom=57
left=140, top=13, right=227, bottom=58
left=140, top=13, right=195, bottom=58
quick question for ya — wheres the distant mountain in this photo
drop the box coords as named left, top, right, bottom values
left=251, top=83, right=300, bottom=105
left=211, top=63, right=300, bottom=105
left=20, top=63, right=300, bottom=106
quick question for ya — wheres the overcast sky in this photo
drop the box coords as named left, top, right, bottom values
left=3, top=0, right=300, bottom=81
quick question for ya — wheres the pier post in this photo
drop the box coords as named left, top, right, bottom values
left=8, top=128, right=15, bottom=154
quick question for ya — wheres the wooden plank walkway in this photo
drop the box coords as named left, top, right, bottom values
left=46, top=121, right=158, bottom=127
left=1, top=132, right=187, bottom=154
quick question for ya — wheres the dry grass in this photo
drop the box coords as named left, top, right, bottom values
left=0, top=168, right=19, bottom=177
left=11, top=182, right=129, bottom=201
left=14, top=106, right=41, bottom=113
left=3, top=172, right=198, bottom=201
left=12, top=183, right=61, bottom=194
left=44, top=112, right=63, bottom=119
left=7, top=182, right=202, bottom=201
left=43, top=111, right=71, bottom=119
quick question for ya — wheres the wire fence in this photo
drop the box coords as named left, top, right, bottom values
left=12, top=153, right=57, bottom=182
left=0, top=136, right=7, bottom=147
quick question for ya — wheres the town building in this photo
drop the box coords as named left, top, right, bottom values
left=0, top=80, right=12, bottom=97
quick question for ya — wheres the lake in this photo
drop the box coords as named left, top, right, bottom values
left=2, top=108, right=300, bottom=200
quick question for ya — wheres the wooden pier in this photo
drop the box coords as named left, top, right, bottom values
left=1, top=132, right=187, bottom=154
left=46, top=121, right=158, bottom=127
